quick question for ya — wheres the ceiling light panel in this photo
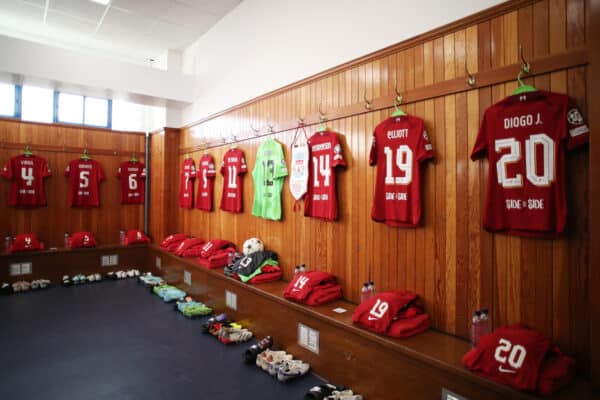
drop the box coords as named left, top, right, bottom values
left=90, top=0, right=110, bottom=5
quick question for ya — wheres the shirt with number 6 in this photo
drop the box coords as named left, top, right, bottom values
left=369, top=115, right=434, bottom=227
left=2, top=154, right=52, bottom=207
left=117, top=161, right=146, bottom=205
left=65, top=158, right=105, bottom=207
left=304, top=131, right=346, bottom=221
left=178, top=158, right=196, bottom=209
left=471, top=90, right=589, bottom=236
left=220, top=148, right=247, bottom=213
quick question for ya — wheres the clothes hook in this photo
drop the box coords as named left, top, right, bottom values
left=519, top=44, right=530, bottom=74
left=297, top=117, right=305, bottom=126
left=267, top=123, right=274, bottom=134
left=465, top=61, right=476, bottom=86
left=318, top=103, right=326, bottom=121
left=364, top=93, right=372, bottom=110
left=250, top=124, right=260, bottom=136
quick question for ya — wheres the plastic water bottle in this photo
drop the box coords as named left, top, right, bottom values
left=294, top=266, right=300, bottom=276
left=471, top=310, right=481, bottom=347
left=119, top=229, right=126, bottom=245
left=4, top=234, right=12, bottom=251
left=479, top=308, right=491, bottom=338
left=360, top=283, right=369, bottom=303
left=367, top=280, right=375, bottom=299
left=299, top=264, right=306, bottom=273
left=64, top=232, right=70, bottom=248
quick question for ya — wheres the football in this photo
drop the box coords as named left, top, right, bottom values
left=242, top=237, right=264, bottom=256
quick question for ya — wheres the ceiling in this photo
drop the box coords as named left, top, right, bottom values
left=0, top=0, right=242, bottom=66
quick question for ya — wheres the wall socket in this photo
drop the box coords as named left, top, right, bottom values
left=101, top=255, right=119, bottom=267
left=225, top=290, right=237, bottom=310
left=155, top=256, right=162, bottom=269
left=183, top=270, right=191, bottom=285
left=298, top=323, right=320, bottom=354
left=442, top=388, right=467, bottom=400
left=9, top=262, right=32, bottom=276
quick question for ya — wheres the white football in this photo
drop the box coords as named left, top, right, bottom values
left=242, top=237, right=264, bottom=256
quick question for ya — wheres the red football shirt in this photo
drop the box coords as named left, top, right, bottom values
left=471, top=90, right=589, bottom=236
left=369, top=115, right=434, bottom=227
left=1, top=154, right=51, bottom=207
left=462, top=325, right=552, bottom=392
left=64, top=159, right=105, bottom=208
left=117, top=161, right=146, bottom=205
left=196, top=154, right=217, bottom=211
left=220, top=148, right=247, bottom=213
left=304, top=131, right=346, bottom=221
left=178, top=158, right=196, bottom=209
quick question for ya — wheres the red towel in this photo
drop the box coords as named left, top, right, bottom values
left=387, top=314, right=431, bottom=338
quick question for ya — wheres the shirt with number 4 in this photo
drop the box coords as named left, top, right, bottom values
left=220, top=148, right=247, bottom=213
left=178, top=158, right=196, bottom=209
left=369, top=115, right=434, bottom=227
left=471, top=90, right=589, bottom=236
left=2, top=154, right=52, bottom=207
left=304, top=131, right=346, bottom=221
left=117, top=161, right=146, bottom=205
left=65, top=159, right=105, bottom=207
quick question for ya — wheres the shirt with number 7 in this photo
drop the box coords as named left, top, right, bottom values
left=2, top=154, right=52, bottom=207
left=220, top=148, right=247, bottom=213
left=178, top=158, right=196, bottom=209
left=65, top=158, right=105, bottom=207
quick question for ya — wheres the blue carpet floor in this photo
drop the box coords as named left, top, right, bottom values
left=0, top=279, right=324, bottom=399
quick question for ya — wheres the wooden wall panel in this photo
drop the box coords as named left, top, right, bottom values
left=0, top=120, right=145, bottom=248
left=167, top=0, right=591, bottom=375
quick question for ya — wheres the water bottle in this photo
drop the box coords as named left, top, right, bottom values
left=64, top=232, right=70, bottom=248
left=479, top=308, right=491, bottom=338
left=4, top=234, right=12, bottom=251
left=471, top=310, right=481, bottom=347
left=119, top=229, right=126, bottom=245
left=294, top=266, right=300, bottom=276
left=360, top=283, right=369, bottom=303
left=227, top=251, right=235, bottom=266
left=367, top=280, right=375, bottom=299
left=299, top=264, right=306, bottom=273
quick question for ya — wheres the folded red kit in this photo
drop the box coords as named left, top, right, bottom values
left=160, top=233, right=187, bottom=249
left=199, top=239, right=235, bottom=258
left=9, top=233, right=44, bottom=253
left=124, top=229, right=150, bottom=245
left=462, top=324, right=575, bottom=395
left=174, top=237, right=206, bottom=256
left=284, top=271, right=342, bottom=305
left=196, top=245, right=236, bottom=269
left=351, top=290, right=430, bottom=338
left=69, top=231, right=97, bottom=248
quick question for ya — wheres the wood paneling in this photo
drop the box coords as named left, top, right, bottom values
left=165, top=0, right=592, bottom=377
left=586, top=0, right=600, bottom=389
left=151, top=246, right=594, bottom=399
left=0, top=120, right=145, bottom=247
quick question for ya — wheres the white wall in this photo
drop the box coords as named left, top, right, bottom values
left=0, top=35, right=195, bottom=106
left=182, top=0, right=506, bottom=125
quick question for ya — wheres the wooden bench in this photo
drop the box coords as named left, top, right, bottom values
left=149, top=244, right=595, bottom=400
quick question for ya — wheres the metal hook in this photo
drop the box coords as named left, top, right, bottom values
left=394, top=81, right=403, bottom=104
left=465, top=61, right=476, bottom=86
left=318, top=103, right=326, bottom=121
left=267, top=123, right=274, bottom=134
left=519, top=44, right=530, bottom=74
left=250, top=124, right=260, bottom=136
left=364, top=93, right=372, bottom=110
left=298, top=117, right=305, bottom=126
left=219, top=132, right=226, bottom=143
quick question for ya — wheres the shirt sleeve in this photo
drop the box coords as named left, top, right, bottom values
left=332, top=134, right=346, bottom=168
left=190, top=162, right=197, bottom=179
left=220, top=159, right=225, bottom=176
left=97, top=162, right=106, bottom=182
left=116, top=166, right=122, bottom=179
left=140, top=165, right=147, bottom=178
left=64, top=162, right=71, bottom=177
left=471, top=111, right=489, bottom=160
left=1, top=158, right=13, bottom=180
left=273, top=144, right=288, bottom=179
left=239, top=154, right=248, bottom=175
left=416, top=123, right=434, bottom=163
left=565, top=102, right=589, bottom=150
left=206, top=157, right=216, bottom=178
left=368, top=131, right=378, bottom=166
left=43, top=160, right=52, bottom=178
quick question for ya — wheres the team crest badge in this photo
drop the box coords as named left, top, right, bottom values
left=567, top=109, right=583, bottom=125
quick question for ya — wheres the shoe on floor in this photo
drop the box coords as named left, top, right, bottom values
left=218, top=326, right=253, bottom=344
left=256, top=349, right=291, bottom=371
left=244, top=336, right=273, bottom=363
left=326, top=390, right=363, bottom=400
left=277, top=359, right=310, bottom=382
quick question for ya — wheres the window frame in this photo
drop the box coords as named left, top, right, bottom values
left=53, top=91, right=112, bottom=129
left=0, top=83, right=22, bottom=119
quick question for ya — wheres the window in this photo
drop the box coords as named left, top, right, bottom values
left=57, top=92, right=84, bottom=124
left=22, top=85, right=53, bottom=123
left=84, top=97, right=109, bottom=127
left=0, top=83, right=16, bottom=117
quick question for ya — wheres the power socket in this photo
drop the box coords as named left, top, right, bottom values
left=298, top=323, right=319, bottom=354
left=225, top=290, right=237, bottom=310
left=101, top=255, right=119, bottom=267
left=155, top=256, right=162, bottom=269
left=442, top=388, right=467, bottom=400
left=183, top=270, right=191, bottom=285
left=9, top=262, right=33, bottom=276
